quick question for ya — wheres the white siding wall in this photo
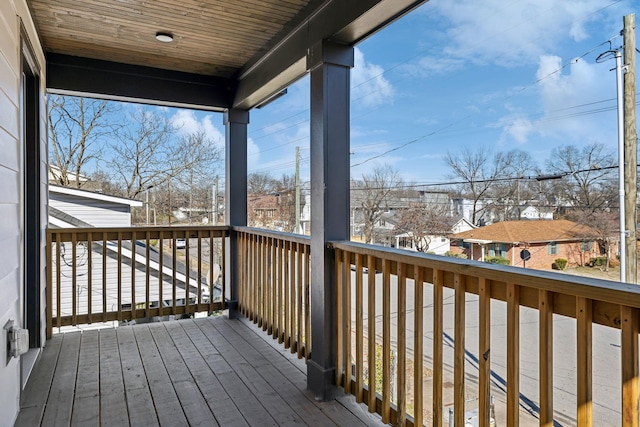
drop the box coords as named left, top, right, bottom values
left=0, top=1, right=46, bottom=425
left=50, top=193, right=133, bottom=227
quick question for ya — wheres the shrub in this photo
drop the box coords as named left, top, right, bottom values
left=445, top=251, right=468, bottom=259
left=589, top=256, right=608, bottom=267
left=485, top=256, right=510, bottom=265
left=554, top=258, right=567, bottom=270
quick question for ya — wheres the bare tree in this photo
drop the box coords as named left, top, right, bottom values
left=109, top=111, right=222, bottom=200
left=248, top=172, right=278, bottom=194
left=48, top=95, right=118, bottom=187
left=486, top=149, right=539, bottom=220
left=445, top=146, right=510, bottom=225
left=352, top=164, right=401, bottom=244
left=572, top=210, right=618, bottom=270
left=395, top=202, right=451, bottom=252
left=545, top=143, right=616, bottom=212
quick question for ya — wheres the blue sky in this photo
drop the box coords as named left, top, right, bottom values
left=160, top=0, right=637, bottom=188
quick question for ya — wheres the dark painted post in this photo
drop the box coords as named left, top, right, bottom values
left=307, top=40, right=354, bottom=400
left=224, top=108, right=249, bottom=319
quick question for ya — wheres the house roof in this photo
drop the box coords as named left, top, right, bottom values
left=451, top=220, right=598, bottom=244
left=27, top=0, right=427, bottom=110
left=49, top=185, right=144, bottom=207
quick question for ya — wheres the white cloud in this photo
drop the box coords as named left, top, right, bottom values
left=500, top=116, right=534, bottom=144
left=170, top=110, right=224, bottom=148
left=352, top=48, right=394, bottom=108
left=497, top=54, right=616, bottom=145
left=401, top=56, right=465, bottom=77
left=425, top=0, right=621, bottom=66
left=247, top=137, right=260, bottom=171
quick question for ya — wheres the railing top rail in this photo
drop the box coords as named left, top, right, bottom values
left=330, top=240, right=640, bottom=309
left=47, top=225, right=231, bottom=243
left=47, top=225, right=231, bottom=234
left=233, top=226, right=311, bottom=245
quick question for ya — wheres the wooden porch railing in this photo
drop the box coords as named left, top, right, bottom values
left=46, top=226, right=228, bottom=338
left=235, top=227, right=311, bottom=360
left=331, top=241, right=640, bottom=427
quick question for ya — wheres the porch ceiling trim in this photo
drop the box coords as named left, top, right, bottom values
left=46, top=53, right=234, bottom=111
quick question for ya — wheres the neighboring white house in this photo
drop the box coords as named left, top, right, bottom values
left=49, top=185, right=142, bottom=228
left=520, top=205, right=554, bottom=220
left=450, top=217, right=476, bottom=234
left=48, top=165, right=90, bottom=187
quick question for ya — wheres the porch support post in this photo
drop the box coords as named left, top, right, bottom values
left=307, top=40, right=354, bottom=400
left=224, top=108, right=249, bottom=319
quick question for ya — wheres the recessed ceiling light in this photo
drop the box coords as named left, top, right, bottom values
left=155, top=32, right=174, bottom=43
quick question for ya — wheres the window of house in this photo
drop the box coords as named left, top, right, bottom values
left=489, top=243, right=507, bottom=258
left=581, top=241, right=592, bottom=252
left=548, top=242, right=559, bottom=255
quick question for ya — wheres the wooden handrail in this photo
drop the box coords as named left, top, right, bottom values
left=46, top=226, right=229, bottom=337
left=332, top=240, right=640, bottom=427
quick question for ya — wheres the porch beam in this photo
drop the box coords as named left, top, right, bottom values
left=307, top=40, right=354, bottom=400
left=47, top=53, right=233, bottom=111
left=233, top=0, right=426, bottom=109
left=225, top=109, right=249, bottom=318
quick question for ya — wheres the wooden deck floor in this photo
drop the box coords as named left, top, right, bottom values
left=16, top=316, right=385, bottom=427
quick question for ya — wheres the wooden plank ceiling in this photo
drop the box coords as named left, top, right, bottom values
left=27, top=0, right=316, bottom=78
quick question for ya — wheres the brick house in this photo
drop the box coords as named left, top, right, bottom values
left=450, top=219, right=614, bottom=270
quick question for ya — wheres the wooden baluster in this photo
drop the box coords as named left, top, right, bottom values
left=454, top=273, right=466, bottom=427
left=382, top=258, right=391, bottom=424
left=344, top=250, right=352, bottom=394
left=432, top=269, right=443, bottom=427
left=277, top=239, right=284, bottom=343
left=259, top=235, right=265, bottom=329
left=71, top=232, right=77, bottom=326
left=56, top=238, right=62, bottom=330
left=221, top=231, right=226, bottom=311
left=209, top=231, right=214, bottom=312
left=87, top=231, right=93, bottom=324
left=172, top=231, right=177, bottom=316
left=336, top=248, right=344, bottom=386
left=158, top=232, right=164, bottom=317
left=270, top=237, right=277, bottom=336
left=131, top=230, right=136, bottom=320
left=621, top=305, right=639, bottom=427
left=397, top=262, right=407, bottom=426
left=197, top=230, right=202, bottom=307
left=577, top=297, right=592, bottom=426
left=539, top=290, right=554, bottom=427
left=289, top=241, right=295, bottom=353
left=297, top=241, right=303, bottom=358
left=117, top=232, right=123, bottom=322
left=414, top=266, right=424, bottom=427
left=304, top=243, right=311, bottom=360
left=102, top=233, right=107, bottom=321
left=145, top=230, right=151, bottom=317
left=507, top=283, right=520, bottom=427
left=479, top=277, right=491, bottom=427
left=367, top=254, right=377, bottom=413
left=355, top=253, right=364, bottom=403
left=46, top=231, right=53, bottom=339
left=284, top=241, right=290, bottom=348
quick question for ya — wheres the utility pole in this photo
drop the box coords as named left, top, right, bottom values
left=295, top=146, right=301, bottom=234
left=624, top=13, right=637, bottom=283
left=615, top=46, right=627, bottom=282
